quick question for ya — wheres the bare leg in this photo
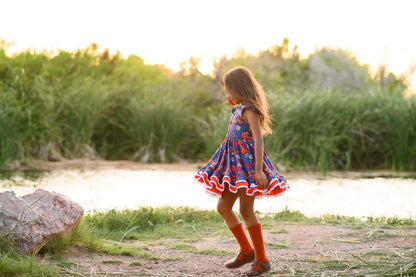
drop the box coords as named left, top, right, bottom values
left=238, top=189, right=259, bottom=227
left=217, top=186, right=240, bottom=227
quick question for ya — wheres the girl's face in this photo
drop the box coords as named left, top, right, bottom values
left=221, top=80, right=238, bottom=106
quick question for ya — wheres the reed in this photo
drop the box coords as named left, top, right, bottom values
left=0, top=47, right=208, bottom=166
left=1, top=45, right=415, bottom=172
left=266, top=89, right=416, bottom=172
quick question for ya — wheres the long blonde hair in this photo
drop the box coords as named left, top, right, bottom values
left=223, top=66, right=272, bottom=135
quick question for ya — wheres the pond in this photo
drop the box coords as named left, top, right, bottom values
left=1, top=163, right=415, bottom=219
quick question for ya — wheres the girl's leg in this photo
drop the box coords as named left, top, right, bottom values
left=216, top=187, right=239, bottom=227
left=218, top=186, right=253, bottom=266
left=237, top=189, right=259, bottom=227
left=238, top=190, right=268, bottom=264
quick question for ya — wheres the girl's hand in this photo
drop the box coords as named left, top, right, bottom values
left=255, top=170, right=269, bottom=190
left=245, top=109, right=268, bottom=190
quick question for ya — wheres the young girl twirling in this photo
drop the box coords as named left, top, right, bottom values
left=195, top=66, right=290, bottom=276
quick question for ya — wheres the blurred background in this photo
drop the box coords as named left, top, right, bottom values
left=1, top=0, right=415, bottom=173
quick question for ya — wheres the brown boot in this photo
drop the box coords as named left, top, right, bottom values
left=243, top=260, right=271, bottom=276
left=224, top=250, right=255, bottom=269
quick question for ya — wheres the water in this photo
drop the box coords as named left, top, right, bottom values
left=1, top=167, right=415, bottom=219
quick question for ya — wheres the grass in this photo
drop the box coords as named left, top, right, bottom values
left=271, top=251, right=416, bottom=276
left=1, top=206, right=415, bottom=276
left=99, top=243, right=152, bottom=258
left=1, top=45, right=415, bottom=173
left=129, top=260, right=143, bottom=266
left=83, top=206, right=224, bottom=241
left=164, top=242, right=233, bottom=256
left=270, top=228, right=289, bottom=234
left=265, top=240, right=290, bottom=249
left=101, top=259, right=123, bottom=264
left=267, top=89, right=416, bottom=173
left=0, top=251, right=59, bottom=277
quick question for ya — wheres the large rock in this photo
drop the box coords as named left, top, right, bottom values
left=0, top=189, right=84, bottom=254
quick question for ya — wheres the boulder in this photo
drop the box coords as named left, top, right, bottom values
left=0, top=189, right=84, bottom=254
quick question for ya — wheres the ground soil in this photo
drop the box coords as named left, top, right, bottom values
left=64, top=224, right=416, bottom=277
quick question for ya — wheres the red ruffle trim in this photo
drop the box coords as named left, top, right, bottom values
left=194, top=172, right=290, bottom=198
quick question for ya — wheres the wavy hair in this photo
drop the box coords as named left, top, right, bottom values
left=223, top=66, right=272, bottom=135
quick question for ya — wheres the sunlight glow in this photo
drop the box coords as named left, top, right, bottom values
left=1, top=0, right=416, bottom=89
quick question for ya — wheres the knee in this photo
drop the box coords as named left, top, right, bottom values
left=239, top=205, right=255, bottom=221
left=217, top=201, right=232, bottom=217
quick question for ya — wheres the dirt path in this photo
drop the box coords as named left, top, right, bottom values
left=65, top=224, right=416, bottom=276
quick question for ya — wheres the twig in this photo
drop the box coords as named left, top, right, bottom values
left=402, top=258, right=416, bottom=272
left=349, top=253, right=371, bottom=265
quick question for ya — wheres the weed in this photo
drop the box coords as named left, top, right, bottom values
left=266, top=240, right=290, bottom=249
left=270, top=228, right=289, bottom=234
left=129, top=260, right=143, bottom=266
left=102, top=259, right=123, bottom=264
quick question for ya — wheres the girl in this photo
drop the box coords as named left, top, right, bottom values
left=195, top=66, right=290, bottom=276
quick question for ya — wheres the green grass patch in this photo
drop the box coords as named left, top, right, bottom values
left=196, top=249, right=233, bottom=256
left=270, top=228, right=289, bottom=234
left=97, top=241, right=182, bottom=261
left=266, top=240, right=290, bottom=249
left=102, top=259, right=123, bottom=264
left=165, top=243, right=198, bottom=252
left=268, top=208, right=416, bottom=229
left=39, top=220, right=103, bottom=256
left=164, top=242, right=232, bottom=256
left=83, top=206, right=223, bottom=241
left=129, top=260, right=143, bottom=266
left=99, top=242, right=163, bottom=260
left=0, top=251, right=59, bottom=277
left=272, top=207, right=308, bottom=222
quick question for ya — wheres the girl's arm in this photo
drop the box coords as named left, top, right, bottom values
left=244, top=109, right=269, bottom=190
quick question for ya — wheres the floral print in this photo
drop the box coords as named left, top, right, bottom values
left=195, top=104, right=290, bottom=198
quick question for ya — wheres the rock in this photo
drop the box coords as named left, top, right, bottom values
left=0, top=189, right=84, bottom=254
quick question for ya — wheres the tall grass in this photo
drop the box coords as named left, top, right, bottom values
left=265, top=89, right=416, bottom=172
left=1, top=44, right=415, bottom=172
left=0, top=46, right=209, bottom=165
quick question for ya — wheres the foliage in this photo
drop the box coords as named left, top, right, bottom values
left=0, top=250, right=58, bottom=277
left=0, top=39, right=414, bottom=172
left=266, top=89, right=416, bottom=172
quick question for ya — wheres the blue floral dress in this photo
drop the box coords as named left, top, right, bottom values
left=195, top=104, right=290, bottom=198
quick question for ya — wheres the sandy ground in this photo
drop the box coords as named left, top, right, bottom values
left=65, top=224, right=416, bottom=276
